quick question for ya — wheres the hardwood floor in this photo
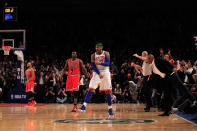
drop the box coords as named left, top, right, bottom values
left=0, top=104, right=196, bottom=131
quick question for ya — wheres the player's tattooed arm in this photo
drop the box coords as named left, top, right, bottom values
left=105, top=51, right=110, bottom=58
left=79, top=59, right=89, bottom=78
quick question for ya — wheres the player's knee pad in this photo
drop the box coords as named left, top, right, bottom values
left=73, top=91, right=79, bottom=98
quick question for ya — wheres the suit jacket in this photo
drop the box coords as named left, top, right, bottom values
left=48, top=77, right=57, bottom=87
left=154, top=57, right=174, bottom=76
left=37, top=76, right=45, bottom=85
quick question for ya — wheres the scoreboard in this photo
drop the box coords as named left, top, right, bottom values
left=3, top=7, right=17, bottom=22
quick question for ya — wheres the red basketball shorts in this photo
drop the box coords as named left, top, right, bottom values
left=66, top=75, right=80, bottom=91
left=26, top=81, right=35, bottom=92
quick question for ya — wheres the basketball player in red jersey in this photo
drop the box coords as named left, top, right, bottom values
left=63, top=51, right=88, bottom=112
left=25, top=62, right=36, bottom=106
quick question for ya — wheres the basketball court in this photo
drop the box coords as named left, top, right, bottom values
left=0, top=3, right=197, bottom=131
left=0, top=104, right=196, bottom=131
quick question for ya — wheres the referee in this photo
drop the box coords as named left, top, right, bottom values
left=132, top=51, right=153, bottom=112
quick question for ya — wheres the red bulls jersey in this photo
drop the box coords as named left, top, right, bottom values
left=68, top=58, right=80, bottom=76
left=25, top=68, right=35, bottom=82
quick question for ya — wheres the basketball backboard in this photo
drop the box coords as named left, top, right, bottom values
left=0, top=29, right=26, bottom=51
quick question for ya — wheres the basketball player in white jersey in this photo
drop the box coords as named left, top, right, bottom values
left=79, top=43, right=113, bottom=118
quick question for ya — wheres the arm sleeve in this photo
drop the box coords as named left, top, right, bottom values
left=91, top=62, right=100, bottom=75
left=100, top=57, right=110, bottom=66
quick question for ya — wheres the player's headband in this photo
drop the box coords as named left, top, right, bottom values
left=96, top=43, right=103, bottom=47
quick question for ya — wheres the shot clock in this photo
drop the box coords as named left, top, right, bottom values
left=3, top=7, right=17, bottom=22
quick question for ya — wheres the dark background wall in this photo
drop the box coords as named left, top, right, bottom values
left=0, top=0, right=196, bottom=61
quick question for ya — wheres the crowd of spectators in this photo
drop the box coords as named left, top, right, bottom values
left=0, top=48, right=196, bottom=114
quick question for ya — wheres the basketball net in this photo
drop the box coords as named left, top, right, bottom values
left=2, top=46, right=12, bottom=55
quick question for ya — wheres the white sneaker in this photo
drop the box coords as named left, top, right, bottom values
left=107, top=115, right=114, bottom=120
left=171, top=107, right=178, bottom=114
left=191, top=100, right=197, bottom=107
left=78, top=105, right=86, bottom=112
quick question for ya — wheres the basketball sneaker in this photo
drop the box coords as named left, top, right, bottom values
left=27, top=102, right=32, bottom=106
left=71, top=105, right=78, bottom=112
left=78, top=105, right=86, bottom=112
left=31, top=101, right=37, bottom=106
left=171, top=107, right=178, bottom=114
left=107, top=115, right=114, bottom=120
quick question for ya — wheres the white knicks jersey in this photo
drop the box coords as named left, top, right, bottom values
left=95, top=51, right=110, bottom=71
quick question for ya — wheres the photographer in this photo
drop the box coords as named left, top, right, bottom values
left=122, top=85, right=133, bottom=103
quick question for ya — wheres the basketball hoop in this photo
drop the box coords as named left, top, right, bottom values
left=2, top=46, right=12, bottom=55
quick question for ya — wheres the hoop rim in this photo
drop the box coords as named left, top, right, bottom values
left=2, top=45, right=12, bottom=49
left=2, top=46, right=12, bottom=55
left=2, top=46, right=13, bottom=51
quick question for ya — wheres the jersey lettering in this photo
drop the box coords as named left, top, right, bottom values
left=68, top=59, right=80, bottom=75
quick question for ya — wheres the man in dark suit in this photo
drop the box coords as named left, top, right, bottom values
left=147, top=54, right=195, bottom=116
left=46, top=72, right=57, bottom=103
